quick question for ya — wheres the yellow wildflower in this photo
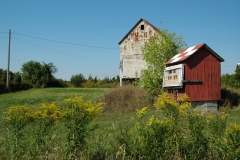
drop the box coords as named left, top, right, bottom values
left=178, top=94, right=189, bottom=101
left=136, top=107, right=149, bottom=118
left=5, top=105, right=35, bottom=122
left=236, top=148, right=240, bottom=153
left=206, top=113, right=213, bottom=120
left=147, top=116, right=155, bottom=126
left=232, top=123, right=240, bottom=132
left=178, top=102, right=190, bottom=116
left=64, top=95, right=103, bottom=119
left=154, top=92, right=180, bottom=110
left=35, top=102, right=64, bottom=121
left=220, top=113, right=229, bottom=119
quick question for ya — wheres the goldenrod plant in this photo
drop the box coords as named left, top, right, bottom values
left=32, top=102, right=64, bottom=158
left=4, top=95, right=103, bottom=159
left=63, top=95, right=103, bottom=159
left=5, top=105, right=35, bottom=159
left=4, top=103, right=64, bottom=159
left=226, top=123, right=240, bottom=159
left=2, top=91, right=240, bottom=159
left=116, top=92, right=233, bottom=159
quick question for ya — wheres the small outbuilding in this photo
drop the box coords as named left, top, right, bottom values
left=163, top=43, right=224, bottom=113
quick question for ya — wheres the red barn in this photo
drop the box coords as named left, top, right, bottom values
left=163, top=43, right=224, bottom=113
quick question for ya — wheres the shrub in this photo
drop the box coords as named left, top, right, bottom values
left=116, top=93, right=231, bottom=159
left=70, top=73, right=85, bottom=87
left=62, top=95, right=103, bottom=159
left=226, top=123, right=240, bottom=159
left=3, top=96, right=103, bottom=159
left=5, top=105, right=36, bottom=159
left=100, top=85, right=151, bottom=114
left=47, top=78, right=70, bottom=87
left=221, top=87, right=240, bottom=108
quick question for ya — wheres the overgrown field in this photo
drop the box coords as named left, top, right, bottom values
left=0, top=88, right=109, bottom=118
left=0, top=87, right=240, bottom=159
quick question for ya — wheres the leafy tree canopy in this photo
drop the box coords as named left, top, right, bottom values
left=221, top=65, right=240, bottom=88
left=0, top=69, right=14, bottom=84
left=234, top=65, right=240, bottom=88
left=70, top=73, right=85, bottom=87
left=21, top=61, right=57, bottom=88
left=140, top=27, right=186, bottom=96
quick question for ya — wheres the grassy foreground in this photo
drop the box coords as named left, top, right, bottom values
left=0, top=88, right=110, bottom=118
left=1, top=88, right=240, bottom=159
left=0, top=87, right=144, bottom=159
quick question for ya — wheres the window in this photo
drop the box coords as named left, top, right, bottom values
left=141, top=25, right=144, bottom=30
left=163, top=64, right=184, bottom=88
left=173, top=75, right=178, bottom=79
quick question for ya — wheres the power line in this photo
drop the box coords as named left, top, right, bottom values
left=222, top=66, right=237, bottom=67
left=12, top=38, right=118, bottom=66
left=12, top=32, right=118, bottom=50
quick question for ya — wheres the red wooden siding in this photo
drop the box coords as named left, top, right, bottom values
left=185, top=47, right=221, bottom=101
left=167, top=46, right=221, bottom=101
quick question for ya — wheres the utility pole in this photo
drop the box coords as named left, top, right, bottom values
left=6, top=29, right=11, bottom=90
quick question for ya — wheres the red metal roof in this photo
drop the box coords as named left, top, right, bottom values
left=165, top=43, right=224, bottom=64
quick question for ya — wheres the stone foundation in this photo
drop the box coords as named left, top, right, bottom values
left=191, top=101, right=218, bottom=114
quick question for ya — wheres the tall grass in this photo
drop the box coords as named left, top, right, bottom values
left=1, top=87, right=240, bottom=159
left=0, top=88, right=110, bottom=118
left=0, top=87, right=156, bottom=159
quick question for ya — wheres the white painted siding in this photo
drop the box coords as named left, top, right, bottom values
left=119, top=19, right=157, bottom=85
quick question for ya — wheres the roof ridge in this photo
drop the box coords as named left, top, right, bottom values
left=166, top=43, right=224, bottom=64
left=118, top=18, right=158, bottom=44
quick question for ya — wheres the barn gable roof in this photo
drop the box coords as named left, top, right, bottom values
left=118, top=18, right=159, bottom=45
left=165, top=43, right=224, bottom=64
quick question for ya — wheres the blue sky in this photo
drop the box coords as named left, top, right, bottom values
left=0, top=0, right=239, bottom=81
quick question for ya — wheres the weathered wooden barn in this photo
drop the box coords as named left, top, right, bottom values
left=118, top=18, right=158, bottom=86
left=163, top=43, right=224, bottom=113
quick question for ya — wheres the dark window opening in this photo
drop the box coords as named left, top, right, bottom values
left=141, top=25, right=144, bottom=30
left=173, top=90, right=178, bottom=100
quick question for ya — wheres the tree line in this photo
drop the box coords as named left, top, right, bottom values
left=1, top=25, right=237, bottom=94
left=70, top=73, right=119, bottom=88
left=0, top=60, right=120, bottom=92
left=221, top=65, right=240, bottom=88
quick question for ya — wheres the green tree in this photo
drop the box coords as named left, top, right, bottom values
left=234, top=65, right=240, bottom=88
left=94, top=76, right=98, bottom=83
left=221, top=73, right=235, bottom=87
left=141, top=27, right=186, bottom=96
left=0, top=69, right=7, bottom=84
left=12, top=72, right=22, bottom=84
left=21, top=61, right=57, bottom=88
left=88, top=74, right=93, bottom=80
left=70, top=73, right=85, bottom=87
left=116, top=75, right=120, bottom=82
left=0, top=69, right=14, bottom=85
left=111, top=76, right=116, bottom=82
left=102, top=77, right=110, bottom=84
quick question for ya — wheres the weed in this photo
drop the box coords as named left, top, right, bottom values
left=101, top=85, right=151, bottom=114
left=63, top=95, right=103, bottom=159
